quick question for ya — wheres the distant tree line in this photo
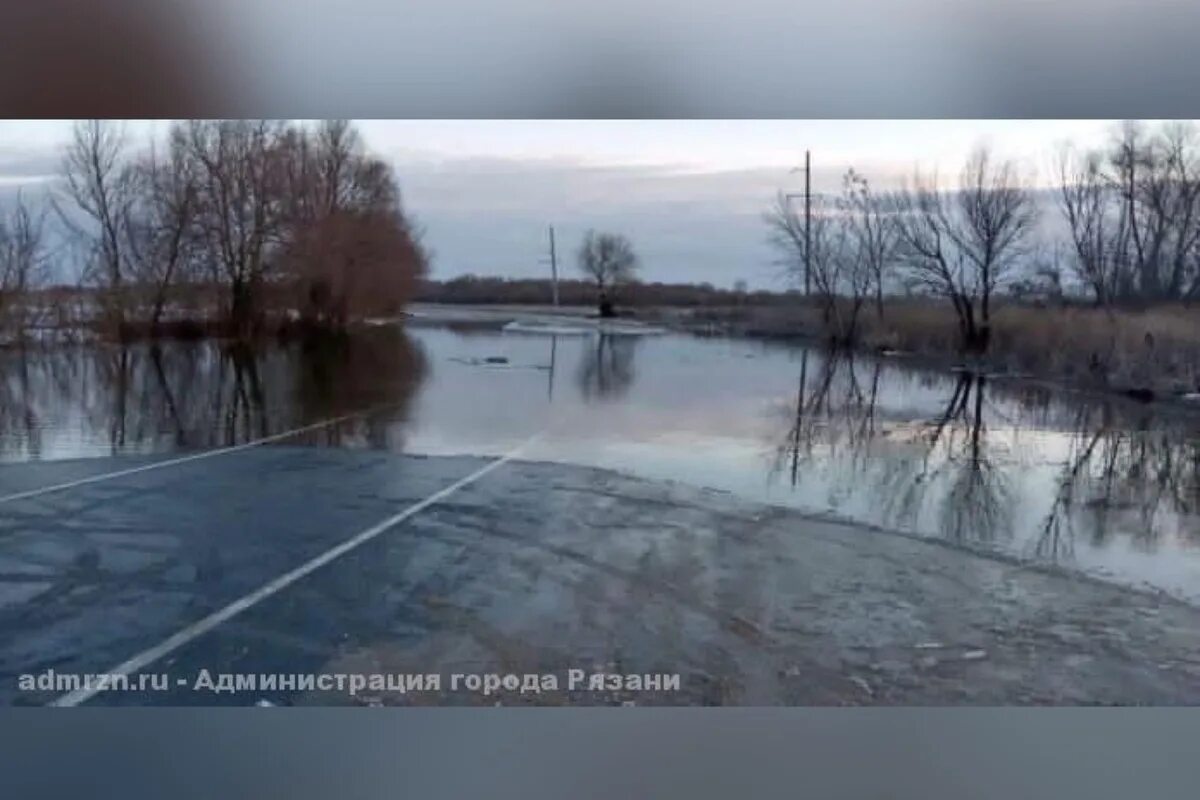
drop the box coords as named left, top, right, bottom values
left=39, top=119, right=428, bottom=340
left=415, top=275, right=799, bottom=308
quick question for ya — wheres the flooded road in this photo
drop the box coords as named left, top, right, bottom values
left=1, top=319, right=1198, bottom=605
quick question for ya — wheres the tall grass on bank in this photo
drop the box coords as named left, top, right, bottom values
left=859, top=302, right=1198, bottom=393
left=653, top=299, right=1200, bottom=397
left=987, top=305, right=1200, bottom=393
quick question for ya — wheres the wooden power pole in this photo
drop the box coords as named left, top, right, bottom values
left=548, top=226, right=559, bottom=307
left=786, top=151, right=813, bottom=297
left=803, top=149, right=811, bottom=297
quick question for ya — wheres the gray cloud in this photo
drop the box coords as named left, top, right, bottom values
left=0, top=148, right=59, bottom=183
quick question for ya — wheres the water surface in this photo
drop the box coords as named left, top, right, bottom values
left=1, top=321, right=1198, bottom=602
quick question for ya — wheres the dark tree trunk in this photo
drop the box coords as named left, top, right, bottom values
left=229, top=279, right=257, bottom=340
left=958, top=301, right=990, bottom=356
left=598, top=286, right=615, bottom=318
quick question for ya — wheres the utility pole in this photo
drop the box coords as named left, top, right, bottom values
left=803, top=149, right=811, bottom=297
left=548, top=225, right=559, bottom=307
left=786, top=150, right=812, bottom=297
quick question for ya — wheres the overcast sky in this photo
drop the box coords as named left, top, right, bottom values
left=0, top=120, right=1121, bottom=288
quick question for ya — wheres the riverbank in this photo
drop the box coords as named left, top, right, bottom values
left=623, top=301, right=1200, bottom=410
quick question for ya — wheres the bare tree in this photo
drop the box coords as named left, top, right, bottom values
left=57, top=120, right=135, bottom=330
left=1115, top=121, right=1200, bottom=300
left=1155, top=123, right=1200, bottom=299
left=1057, top=144, right=1124, bottom=307
left=48, top=118, right=428, bottom=341
left=577, top=230, right=638, bottom=317
left=124, top=129, right=198, bottom=331
left=314, top=119, right=359, bottom=213
left=841, top=168, right=898, bottom=319
left=179, top=119, right=288, bottom=337
left=0, top=193, right=46, bottom=335
left=891, top=147, right=1037, bottom=354
left=278, top=119, right=359, bottom=223
left=280, top=121, right=428, bottom=328
left=1055, top=121, right=1200, bottom=304
left=765, top=184, right=875, bottom=346
left=1108, top=121, right=1168, bottom=300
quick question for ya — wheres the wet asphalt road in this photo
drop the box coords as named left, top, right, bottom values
left=2, top=446, right=1200, bottom=706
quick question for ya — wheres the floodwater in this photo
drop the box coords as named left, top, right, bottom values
left=1, top=319, right=1198, bottom=603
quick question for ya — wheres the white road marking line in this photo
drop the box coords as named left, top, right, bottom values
left=50, top=433, right=542, bottom=707
left=0, top=407, right=389, bottom=507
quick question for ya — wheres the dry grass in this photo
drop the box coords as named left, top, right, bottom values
left=863, top=302, right=1200, bottom=395
left=858, top=302, right=962, bottom=356
left=653, top=299, right=1200, bottom=397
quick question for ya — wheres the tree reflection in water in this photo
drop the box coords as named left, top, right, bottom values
left=1035, top=404, right=1200, bottom=561
left=774, top=356, right=1011, bottom=545
left=0, top=327, right=428, bottom=460
left=775, top=351, right=881, bottom=488
left=290, top=330, right=427, bottom=450
left=930, top=375, right=1013, bottom=546
left=577, top=334, right=638, bottom=402
left=773, top=351, right=1200, bottom=563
